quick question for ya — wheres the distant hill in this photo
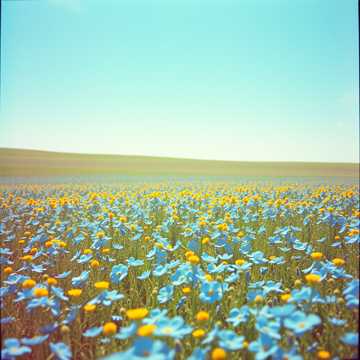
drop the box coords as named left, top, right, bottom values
left=0, top=148, right=358, bottom=178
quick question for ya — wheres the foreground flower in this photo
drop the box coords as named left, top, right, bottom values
left=196, top=310, right=210, bottom=322
left=49, top=342, right=72, bottom=360
left=311, top=252, right=323, bottom=261
left=211, top=347, right=227, bottom=360
left=192, top=329, right=206, bottom=338
left=284, top=311, right=321, bottom=335
left=317, top=350, right=331, bottom=359
left=1, top=338, right=31, bottom=358
left=103, top=322, right=118, bottom=336
left=126, top=308, right=149, bottom=320
left=84, top=303, right=96, bottom=312
left=94, top=281, right=109, bottom=290
left=33, top=287, right=49, bottom=298
left=22, top=279, right=36, bottom=289
left=332, top=258, right=345, bottom=267
left=137, top=324, right=156, bottom=337
left=305, top=274, right=321, bottom=285
left=67, top=289, right=82, bottom=297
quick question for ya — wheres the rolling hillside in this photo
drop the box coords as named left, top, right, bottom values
left=0, top=148, right=358, bottom=178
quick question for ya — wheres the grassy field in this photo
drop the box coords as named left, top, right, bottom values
left=0, top=182, right=359, bottom=359
left=0, top=148, right=358, bottom=178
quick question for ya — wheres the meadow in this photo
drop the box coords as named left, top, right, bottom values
left=0, top=180, right=359, bottom=360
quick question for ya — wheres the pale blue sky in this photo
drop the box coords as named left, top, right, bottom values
left=1, top=0, right=358, bottom=162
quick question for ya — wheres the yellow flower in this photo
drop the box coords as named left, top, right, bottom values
left=84, top=303, right=96, bottom=312
left=102, top=248, right=110, bottom=254
left=45, top=241, right=53, bottom=248
left=60, top=325, right=70, bottom=334
left=192, top=329, right=206, bottom=338
left=211, top=347, right=227, bottom=360
left=188, top=255, right=200, bottom=265
left=126, top=308, right=148, bottom=320
left=22, top=279, right=36, bottom=289
left=294, top=279, right=302, bottom=288
left=33, top=287, right=49, bottom=298
left=68, top=289, right=82, bottom=297
left=317, top=350, right=331, bottom=359
left=254, top=295, right=264, bottom=304
left=90, top=259, right=100, bottom=268
left=96, top=231, right=105, bottom=238
left=30, top=247, right=38, bottom=255
left=311, top=252, right=323, bottom=261
left=235, top=259, right=246, bottom=266
left=185, top=251, right=195, bottom=258
left=20, top=255, right=33, bottom=262
left=182, top=287, right=191, bottom=295
left=47, top=277, right=58, bottom=286
left=305, top=274, right=321, bottom=285
left=332, top=258, right=345, bottom=267
left=83, top=249, right=92, bottom=255
left=3, top=266, right=13, bottom=275
left=137, top=324, right=156, bottom=337
left=204, top=274, right=213, bottom=282
left=280, top=293, right=291, bottom=302
left=95, top=281, right=109, bottom=290
left=103, top=322, right=117, bottom=336
left=202, top=237, right=210, bottom=245
left=196, top=311, right=210, bottom=322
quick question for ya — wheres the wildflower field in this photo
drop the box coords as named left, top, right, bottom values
left=0, top=182, right=359, bottom=360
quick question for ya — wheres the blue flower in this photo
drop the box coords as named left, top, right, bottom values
left=21, top=335, right=49, bottom=346
left=77, top=253, right=93, bottom=264
left=143, top=308, right=168, bottom=324
left=255, top=316, right=281, bottom=340
left=157, top=285, right=174, bottom=304
left=55, top=271, right=72, bottom=279
left=248, top=333, right=279, bottom=360
left=199, top=281, right=224, bottom=304
left=137, top=271, right=151, bottom=280
left=154, top=316, right=192, bottom=339
left=110, top=264, right=128, bottom=284
left=218, top=329, right=245, bottom=350
left=269, top=304, right=296, bottom=318
left=127, top=257, right=144, bottom=267
left=114, top=323, right=137, bottom=340
left=104, top=337, right=175, bottom=360
left=226, top=306, right=250, bottom=327
left=71, top=271, right=89, bottom=288
left=341, top=332, right=358, bottom=346
left=83, top=327, right=103, bottom=338
left=1, top=338, right=31, bottom=358
left=51, top=286, right=69, bottom=301
left=327, top=317, right=347, bottom=326
left=91, top=290, right=124, bottom=306
left=343, top=279, right=359, bottom=309
left=153, top=264, right=170, bottom=277
left=0, top=316, right=15, bottom=324
left=49, top=342, right=72, bottom=360
left=188, top=347, right=210, bottom=360
left=284, top=311, right=321, bottom=336
left=202, top=324, right=221, bottom=345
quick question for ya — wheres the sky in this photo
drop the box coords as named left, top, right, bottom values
left=1, top=0, right=359, bottom=162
